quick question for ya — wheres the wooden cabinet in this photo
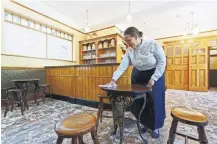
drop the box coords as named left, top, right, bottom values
left=79, top=34, right=123, bottom=65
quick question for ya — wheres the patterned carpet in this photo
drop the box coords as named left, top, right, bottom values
left=1, top=88, right=217, bottom=144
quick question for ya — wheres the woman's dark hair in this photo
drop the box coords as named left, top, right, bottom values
left=124, top=27, right=143, bottom=38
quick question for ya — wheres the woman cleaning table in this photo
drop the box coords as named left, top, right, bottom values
left=103, top=26, right=166, bottom=138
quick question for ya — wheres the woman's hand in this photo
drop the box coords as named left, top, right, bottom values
left=147, top=79, right=155, bottom=89
left=106, top=80, right=117, bottom=87
left=100, top=80, right=117, bottom=88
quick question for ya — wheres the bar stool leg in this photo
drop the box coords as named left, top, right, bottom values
left=91, top=129, right=100, bottom=144
left=48, top=85, right=52, bottom=99
left=4, top=91, right=9, bottom=117
left=197, top=126, right=208, bottom=144
left=33, top=86, right=38, bottom=104
left=100, top=98, right=104, bottom=123
left=10, top=93, right=14, bottom=112
left=72, top=137, right=78, bottom=144
left=96, top=97, right=103, bottom=132
left=78, top=136, right=84, bottom=144
left=24, top=89, right=29, bottom=110
left=56, top=136, right=63, bottom=144
left=19, top=91, right=24, bottom=115
left=43, top=87, right=46, bottom=103
left=167, top=119, right=178, bottom=144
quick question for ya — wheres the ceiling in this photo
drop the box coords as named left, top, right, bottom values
left=13, top=0, right=217, bottom=39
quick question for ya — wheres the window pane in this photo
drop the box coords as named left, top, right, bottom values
left=57, top=31, right=60, bottom=37
left=41, top=25, right=46, bottom=33
left=35, top=23, right=41, bottom=30
left=13, top=15, right=21, bottom=24
left=29, top=21, right=35, bottom=28
left=166, top=46, right=173, bottom=56
left=47, top=27, right=51, bottom=34
left=184, top=44, right=190, bottom=55
left=5, top=12, right=12, bottom=21
left=52, top=29, right=56, bottom=35
left=175, top=45, right=181, bottom=55
left=21, top=18, right=28, bottom=26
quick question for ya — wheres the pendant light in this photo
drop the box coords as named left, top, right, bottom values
left=183, top=12, right=199, bottom=36
left=85, top=10, right=90, bottom=32
left=126, top=1, right=132, bottom=22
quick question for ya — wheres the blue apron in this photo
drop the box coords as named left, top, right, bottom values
left=130, top=67, right=166, bottom=130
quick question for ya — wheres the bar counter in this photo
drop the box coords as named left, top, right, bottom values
left=45, top=63, right=132, bottom=105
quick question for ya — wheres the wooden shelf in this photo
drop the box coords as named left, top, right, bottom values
left=97, top=62, right=116, bottom=64
left=82, top=58, right=96, bottom=60
left=82, top=49, right=96, bottom=52
left=97, top=56, right=116, bottom=59
left=98, top=47, right=116, bottom=50
left=210, top=55, right=217, bottom=57
left=79, top=33, right=123, bottom=64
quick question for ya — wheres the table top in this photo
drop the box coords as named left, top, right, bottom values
left=100, top=84, right=151, bottom=95
left=12, top=79, right=40, bottom=82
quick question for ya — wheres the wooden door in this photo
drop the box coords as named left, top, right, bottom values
left=173, top=44, right=185, bottom=89
left=164, top=45, right=174, bottom=88
left=164, top=43, right=189, bottom=90
left=189, top=41, right=208, bottom=91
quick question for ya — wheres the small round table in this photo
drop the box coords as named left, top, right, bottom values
left=12, top=79, right=40, bottom=109
left=100, top=84, right=151, bottom=144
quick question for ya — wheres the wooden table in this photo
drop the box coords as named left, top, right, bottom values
left=12, top=79, right=40, bottom=109
left=100, top=84, right=151, bottom=144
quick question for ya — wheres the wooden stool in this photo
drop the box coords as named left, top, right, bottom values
left=96, top=94, right=113, bottom=132
left=54, top=114, right=99, bottom=144
left=167, top=107, right=208, bottom=144
left=35, top=84, right=51, bottom=104
left=8, top=88, right=25, bottom=115
left=1, top=87, right=17, bottom=117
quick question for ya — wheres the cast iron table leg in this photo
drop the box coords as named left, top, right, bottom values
left=136, top=96, right=148, bottom=144
left=109, top=95, right=132, bottom=144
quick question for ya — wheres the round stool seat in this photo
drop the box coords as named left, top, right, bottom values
left=171, top=107, right=208, bottom=124
left=55, top=114, right=96, bottom=136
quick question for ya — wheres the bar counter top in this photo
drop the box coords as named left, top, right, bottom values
left=44, top=63, right=120, bottom=68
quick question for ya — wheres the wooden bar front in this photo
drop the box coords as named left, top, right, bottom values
left=45, top=64, right=132, bottom=102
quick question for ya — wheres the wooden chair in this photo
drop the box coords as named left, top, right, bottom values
left=167, top=107, right=208, bottom=144
left=54, top=114, right=99, bottom=144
